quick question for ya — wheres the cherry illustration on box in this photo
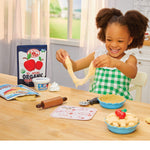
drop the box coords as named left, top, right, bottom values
left=35, top=57, right=43, bottom=70
left=24, top=58, right=35, bottom=71
left=24, top=54, right=43, bottom=71
left=17, top=45, right=47, bottom=87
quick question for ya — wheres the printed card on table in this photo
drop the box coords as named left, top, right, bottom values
left=51, top=105, right=97, bottom=120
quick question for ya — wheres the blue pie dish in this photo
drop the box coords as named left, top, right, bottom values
left=105, top=121, right=139, bottom=134
left=97, top=98, right=126, bottom=109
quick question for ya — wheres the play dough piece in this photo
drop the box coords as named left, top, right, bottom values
left=75, top=61, right=96, bottom=87
left=65, top=56, right=80, bottom=86
left=15, top=95, right=36, bottom=101
left=65, top=56, right=96, bottom=87
left=145, top=117, right=150, bottom=124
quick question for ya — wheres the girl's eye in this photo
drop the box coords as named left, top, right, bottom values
left=118, top=40, right=123, bottom=43
left=106, top=39, right=111, bottom=41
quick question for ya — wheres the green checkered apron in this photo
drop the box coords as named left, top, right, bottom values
left=89, top=67, right=133, bottom=100
left=90, top=68, right=133, bottom=100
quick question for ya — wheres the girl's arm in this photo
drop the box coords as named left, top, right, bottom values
left=71, top=52, right=95, bottom=72
left=93, top=54, right=137, bottom=78
left=116, top=55, right=137, bottom=78
left=56, top=49, right=95, bottom=72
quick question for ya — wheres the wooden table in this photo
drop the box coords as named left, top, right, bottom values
left=0, top=73, right=150, bottom=140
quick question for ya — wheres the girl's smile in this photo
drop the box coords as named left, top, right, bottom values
left=110, top=48, right=121, bottom=54
left=105, top=23, right=133, bottom=59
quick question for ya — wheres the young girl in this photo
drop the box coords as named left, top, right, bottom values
left=56, top=8, right=148, bottom=100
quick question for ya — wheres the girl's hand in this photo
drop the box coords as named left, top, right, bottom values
left=56, top=49, right=69, bottom=64
left=93, top=54, right=117, bottom=68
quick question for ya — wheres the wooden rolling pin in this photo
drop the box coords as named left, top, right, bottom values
left=36, top=96, right=67, bottom=109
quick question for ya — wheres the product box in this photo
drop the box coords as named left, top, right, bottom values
left=17, top=45, right=47, bottom=87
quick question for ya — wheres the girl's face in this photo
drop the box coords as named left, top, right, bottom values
left=105, top=23, right=133, bottom=59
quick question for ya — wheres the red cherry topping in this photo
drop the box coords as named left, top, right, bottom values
left=115, top=109, right=122, bottom=116
left=118, top=111, right=126, bottom=119
left=115, top=109, right=126, bottom=119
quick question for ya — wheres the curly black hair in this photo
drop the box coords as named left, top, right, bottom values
left=96, top=8, right=149, bottom=49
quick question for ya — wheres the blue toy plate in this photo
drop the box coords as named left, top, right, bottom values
left=105, top=121, right=139, bottom=134
left=97, top=98, right=126, bottom=109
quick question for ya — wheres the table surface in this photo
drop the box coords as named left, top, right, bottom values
left=0, top=73, right=150, bottom=140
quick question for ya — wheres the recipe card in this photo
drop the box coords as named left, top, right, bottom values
left=51, top=105, right=97, bottom=120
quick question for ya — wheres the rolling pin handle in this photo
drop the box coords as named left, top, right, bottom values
left=63, top=97, right=67, bottom=101
left=36, top=103, right=43, bottom=108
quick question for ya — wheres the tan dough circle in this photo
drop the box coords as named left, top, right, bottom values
left=145, top=117, right=150, bottom=124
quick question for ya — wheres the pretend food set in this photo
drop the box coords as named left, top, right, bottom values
left=0, top=81, right=143, bottom=134
left=0, top=81, right=147, bottom=134
left=17, top=45, right=47, bottom=87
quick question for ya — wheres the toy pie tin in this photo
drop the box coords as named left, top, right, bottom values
left=97, top=98, right=126, bottom=109
left=105, top=121, right=139, bottom=134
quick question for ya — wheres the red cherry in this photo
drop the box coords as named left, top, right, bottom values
left=35, top=61, right=43, bottom=70
left=115, top=109, right=122, bottom=116
left=24, top=59, right=35, bottom=71
left=118, top=111, right=126, bottom=119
